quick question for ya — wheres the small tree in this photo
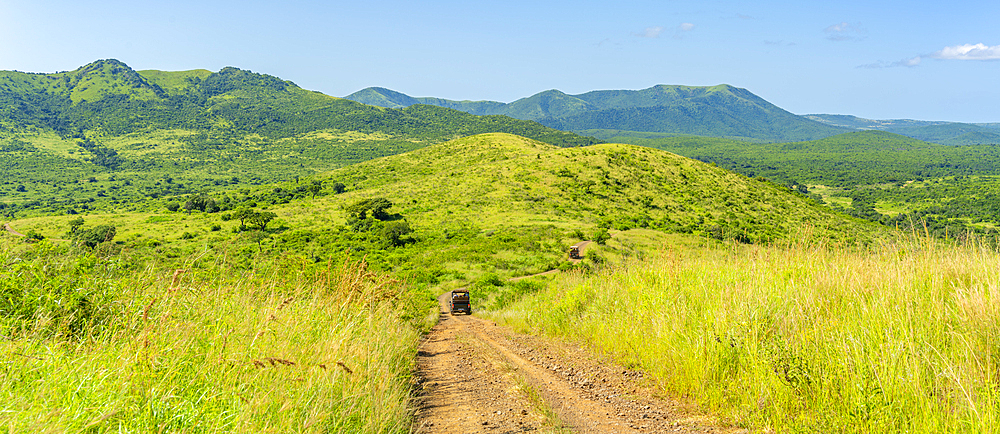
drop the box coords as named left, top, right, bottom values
left=591, top=227, right=611, bottom=245
left=346, top=197, right=393, bottom=221
left=249, top=211, right=277, bottom=231
left=68, top=217, right=85, bottom=234
left=234, top=207, right=254, bottom=230
left=308, top=180, right=323, bottom=199
left=184, top=194, right=219, bottom=213
left=381, top=220, right=413, bottom=246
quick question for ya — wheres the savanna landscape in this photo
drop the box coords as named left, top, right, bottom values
left=3, top=59, right=999, bottom=434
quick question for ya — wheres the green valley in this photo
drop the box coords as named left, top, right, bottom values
left=805, top=114, right=1000, bottom=146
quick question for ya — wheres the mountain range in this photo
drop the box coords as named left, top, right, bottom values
left=0, top=59, right=596, bottom=217
left=346, top=85, right=849, bottom=143
left=804, top=114, right=1000, bottom=146
left=347, top=86, right=1000, bottom=145
left=0, top=59, right=594, bottom=148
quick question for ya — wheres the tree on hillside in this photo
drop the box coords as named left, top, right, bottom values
left=346, top=197, right=394, bottom=231
left=184, top=194, right=219, bottom=213
left=590, top=227, right=611, bottom=245
left=347, top=197, right=393, bottom=221
left=68, top=217, right=84, bottom=234
left=308, top=180, right=323, bottom=199
left=74, top=224, right=116, bottom=248
left=381, top=220, right=413, bottom=247
left=248, top=211, right=277, bottom=231
left=234, top=207, right=254, bottom=230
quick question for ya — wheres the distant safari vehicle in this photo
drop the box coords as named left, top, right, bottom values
left=450, top=289, right=471, bottom=315
left=569, top=244, right=583, bottom=259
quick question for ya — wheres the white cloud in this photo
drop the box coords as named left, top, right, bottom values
left=671, top=22, right=695, bottom=39
left=930, top=43, right=1000, bottom=60
left=824, top=22, right=866, bottom=41
left=896, top=56, right=922, bottom=67
left=858, top=56, right=922, bottom=69
left=638, top=26, right=664, bottom=38
left=861, top=43, right=1000, bottom=69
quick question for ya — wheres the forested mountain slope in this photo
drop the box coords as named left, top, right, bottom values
left=346, top=85, right=850, bottom=142
left=0, top=60, right=598, bottom=217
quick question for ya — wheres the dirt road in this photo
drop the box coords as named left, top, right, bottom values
left=4, top=223, right=25, bottom=237
left=414, top=291, right=742, bottom=433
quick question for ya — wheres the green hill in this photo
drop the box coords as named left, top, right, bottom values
left=0, top=60, right=599, bottom=217
left=345, top=85, right=850, bottom=142
left=321, top=133, right=877, bottom=244
left=9, top=133, right=883, bottom=287
left=605, top=130, right=1000, bottom=236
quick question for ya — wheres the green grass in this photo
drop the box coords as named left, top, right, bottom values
left=5, top=132, right=882, bottom=293
left=0, top=237, right=428, bottom=433
left=492, top=237, right=1000, bottom=432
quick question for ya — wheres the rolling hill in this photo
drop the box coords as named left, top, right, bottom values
left=604, top=129, right=1000, bottom=235
left=8, top=133, right=884, bottom=288
left=0, top=60, right=599, bottom=217
left=320, top=133, right=878, bottom=244
left=346, top=85, right=850, bottom=142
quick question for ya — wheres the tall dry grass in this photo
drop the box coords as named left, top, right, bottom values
left=1, top=239, right=426, bottom=433
left=495, top=237, right=1000, bottom=432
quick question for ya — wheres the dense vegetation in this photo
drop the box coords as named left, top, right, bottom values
left=0, top=60, right=599, bottom=217
left=7, top=133, right=883, bottom=289
left=595, top=130, right=1000, bottom=238
left=346, top=84, right=850, bottom=142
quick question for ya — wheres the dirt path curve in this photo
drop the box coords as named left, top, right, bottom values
left=414, top=290, right=742, bottom=433
left=4, top=223, right=25, bottom=237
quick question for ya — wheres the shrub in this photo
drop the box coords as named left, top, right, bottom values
left=74, top=224, right=116, bottom=248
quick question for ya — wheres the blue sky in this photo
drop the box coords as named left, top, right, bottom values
left=1, top=0, right=997, bottom=122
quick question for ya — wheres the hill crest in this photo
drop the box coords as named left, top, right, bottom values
left=326, top=133, right=879, bottom=244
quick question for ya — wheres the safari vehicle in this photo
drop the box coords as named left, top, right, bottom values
left=449, top=289, right=471, bottom=315
left=568, top=244, right=582, bottom=259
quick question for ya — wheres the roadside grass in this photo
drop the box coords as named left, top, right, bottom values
left=495, top=236, right=1000, bottom=433
left=0, top=239, right=426, bottom=433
